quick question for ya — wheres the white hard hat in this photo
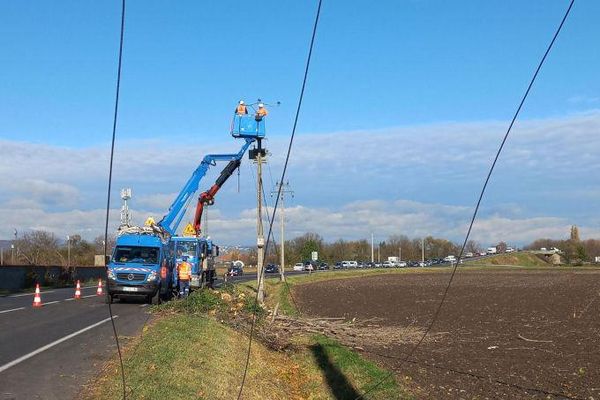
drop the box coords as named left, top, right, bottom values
left=258, top=103, right=264, bottom=108
left=239, top=100, right=244, bottom=105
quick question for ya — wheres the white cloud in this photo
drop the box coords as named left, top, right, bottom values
left=1, top=111, right=599, bottom=245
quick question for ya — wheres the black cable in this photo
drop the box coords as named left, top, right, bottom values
left=236, top=1, right=323, bottom=398
left=356, top=1, right=575, bottom=398
left=103, top=0, right=127, bottom=399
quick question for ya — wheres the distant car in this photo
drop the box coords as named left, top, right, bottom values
left=443, top=255, right=456, bottom=263
left=293, top=263, right=304, bottom=271
left=465, top=252, right=474, bottom=258
left=228, top=266, right=244, bottom=276
left=265, top=264, right=279, bottom=274
left=397, top=261, right=407, bottom=267
left=417, top=261, right=427, bottom=267
left=318, top=262, right=328, bottom=270
left=382, top=261, right=393, bottom=268
left=333, top=262, right=343, bottom=270
left=374, top=262, right=382, bottom=268
left=479, top=252, right=487, bottom=257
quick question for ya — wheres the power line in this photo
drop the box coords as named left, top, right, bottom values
left=236, top=1, right=323, bottom=398
left=102, top=0, right=127, bottom=399
left=356, top=1, right=576, bottom=398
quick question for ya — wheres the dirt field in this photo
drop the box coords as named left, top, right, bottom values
left=294, top=269, right=600, bottom=399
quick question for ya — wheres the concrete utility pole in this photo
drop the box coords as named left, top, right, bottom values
left=421, top=237, right=425, bottom=263
left=271, top=181, right=294, bottom=282
left=377, top=245, right=380, bottom=263
left=66, top=235, right=71, bottom=269
left=399, top=247, right=402, bottom=261
left=371, top=233, right=374, bottom=263
left=251, top=140, right=266, bottom=304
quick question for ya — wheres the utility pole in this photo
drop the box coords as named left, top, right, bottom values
left=377, top=245, right=380, bottom=263
left=399, top=247, right=402, bottom=261
left=371, top=233, right=374, bottom=263
left=271, top=181, right=294, bottom=282
left=421, top=237, right=425, bottom=263
left=251, top=139, right=266, bottom=303
left=66, top=235, right=71, bottom=269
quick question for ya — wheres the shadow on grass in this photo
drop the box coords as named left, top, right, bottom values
left=311, top=343, right=361, bottom=400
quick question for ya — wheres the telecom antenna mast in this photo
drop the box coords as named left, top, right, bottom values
left=120, top=188, right=132, bottom=226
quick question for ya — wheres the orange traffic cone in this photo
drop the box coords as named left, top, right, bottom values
left=96, top=279, right=103, bottom=296
left=33, top=283, right=42, bottom=307
left=74, top=280, right=81, bottom=299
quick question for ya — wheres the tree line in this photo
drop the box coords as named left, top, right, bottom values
left=4, top=226, right=598, bottom=267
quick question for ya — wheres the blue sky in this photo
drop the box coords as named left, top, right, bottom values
left=1, top=1, right=599, bottom=246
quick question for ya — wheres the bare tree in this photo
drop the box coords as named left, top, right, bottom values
left=16, top=231, right=62, bottom=266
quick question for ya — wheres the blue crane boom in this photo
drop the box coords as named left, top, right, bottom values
left=157, top=137, right=255, bottom=236
left=156, top=112, right=267, bottom=236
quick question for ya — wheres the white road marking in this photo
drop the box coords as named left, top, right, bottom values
left=139, top=304, right=149, bottom=308
left=44, top=301, right=60, bottom=306
left=64, top=298, right=75, bottom=301
left=0, top=316, right=119, bottom=374
left=9, top=291, right=54, bottom=298
left=82, top=294, right=96, bottom=299
left=0, top=307, right=25, bottom=315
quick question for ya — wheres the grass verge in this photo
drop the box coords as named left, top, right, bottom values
left=82, top=284, right=409, bottom=399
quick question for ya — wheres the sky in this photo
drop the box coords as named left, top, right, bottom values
left=1, top=0, right=599, bottom=247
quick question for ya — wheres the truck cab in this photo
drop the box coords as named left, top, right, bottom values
left=170, top=236, right=219, bottom=290
left=106, top=233, right=174, bottom=304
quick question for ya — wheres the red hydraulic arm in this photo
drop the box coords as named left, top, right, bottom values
left=193, top=159, right=241, bottom=234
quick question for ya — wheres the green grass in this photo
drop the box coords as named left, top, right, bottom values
left=300, top=334, right=410, bottom=400
left=83, top=281, right=410, bottom=400
left=465, top=252, right=551, bottom=267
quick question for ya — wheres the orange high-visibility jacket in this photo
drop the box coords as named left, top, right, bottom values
left=178, top=262, right=192, bottom=280
left=236, top=105, right=247, bottom=115
left=256, top=107, right=268, bottom=117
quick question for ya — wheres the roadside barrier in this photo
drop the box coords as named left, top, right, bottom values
left=74, top=280, right=81, bottom=299
left=33, top=284, right=42, bottom=307
left=96, top=279, right=103, bottom=296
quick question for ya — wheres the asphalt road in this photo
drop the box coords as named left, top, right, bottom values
left=0, top=285, right=150, bottom=400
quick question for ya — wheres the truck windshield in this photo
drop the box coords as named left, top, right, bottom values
left=113, top=246, right=159, bottom=264
left=176, top=242, right=197, bottom=259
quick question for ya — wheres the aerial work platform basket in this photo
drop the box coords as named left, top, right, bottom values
left=230, top=115, right=266, bottom=139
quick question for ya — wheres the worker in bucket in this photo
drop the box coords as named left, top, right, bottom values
left=178, top=256, right=192, bottom=298
left=235, top=100, right=247, bottom=115
left=255, top=103, right=268, bottom=120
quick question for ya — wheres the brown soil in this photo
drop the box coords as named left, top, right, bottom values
left=293, top=269, right=600, bottom=399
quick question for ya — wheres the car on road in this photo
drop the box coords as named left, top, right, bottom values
left=293, top=263, right=304, bottom=271
left=228, top=266, right=244, bottom=276
left=417, top=261, right=427, bottom=267
left=397, top=261, right=407, bottom=267
left=465, top=252, right=474, bottom=258
left=382, top=261, right=393, bottom=268
left=443, top=255, right=457, bottom=263
left=265, top=264, right=279, bottom=274
left=333, top=262, right=343, bottom=269
left=318, top=262, right=328, bottom=270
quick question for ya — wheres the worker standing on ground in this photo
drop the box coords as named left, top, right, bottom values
left=178, top=256, right=192, bottom=298
left=255, top=103, right=268, bottom=120
left=235, top=100, right=247, bottom=115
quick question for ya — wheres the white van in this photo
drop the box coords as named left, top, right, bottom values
left=293, top=263, right=304, bottom=271
left=443, top=255, right=456, bottom=262
left=341, top=261, right=358, bottom=268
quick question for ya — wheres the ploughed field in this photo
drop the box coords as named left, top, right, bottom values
left=294, top=269, right=600, bottom=399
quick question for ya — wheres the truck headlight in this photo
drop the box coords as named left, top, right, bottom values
left=147, top=271, right=157, bottom=282
left=107, top=269, right=116, bottom=280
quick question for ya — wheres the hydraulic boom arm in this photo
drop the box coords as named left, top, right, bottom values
left=193, top=158, right=241, bottom=234
left=157, top=138, right=254, bottom=236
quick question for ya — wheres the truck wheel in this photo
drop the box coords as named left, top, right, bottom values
left=105, top=293, right=113, bottom=304
left=149, top=289, right=161, bottom=305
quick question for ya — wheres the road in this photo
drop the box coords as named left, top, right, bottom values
left=0, top=285, right=150, bottom=400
